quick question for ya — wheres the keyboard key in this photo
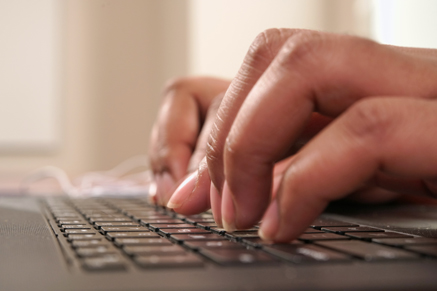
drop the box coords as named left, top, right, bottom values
left=94, top=222, right=139, bottom=228
left=135, top=253, right=203, bottom=269
left=148, top=224, right=197, bottom=231
left=100, top=227, right=149, bottom=233
left=240, top=238, right=302, bottom=248
left=321, top=226, right=384, bottom=234
left=264, top=244, right=351, bottom=263
left=199, top=249, right=277, bottom=266
left=373, top=237, right=437, bottom=247
left=68, top=234, right=99, bottom=240
left=114, top=238, right=173, bottom=247
left=76, top=246, right=116, bottom=257
left=106, top=232, right=160, bottom=240
left=61, top=225, right=91, bottom=229
left=184, top=240, right=245, bottom=250
left=184, top=218, right=216, bottom=224
left=316, top=240, right=419, bottom=261
left=82, top=255, right=126, bottom=271
left=140, top=219, right=184, bottom=225
left=71, top=240, right=110, bottom=248
left=225, top=231, right=260, bottom=240
left=170, top=233, right=226, bottom=243
left=310, top=218, right=359, bottom=228
left=58, top=220, right=86, bottom=225
left=159, top=228, right=211, bottom=236
left=89, top=217, right=132, bottom=223
left=298, top=233, right=350, bottom=242
left=123, top=245, right=186, bottom=256
left=64, top=229, right=97, bottom=235
left=345, top=232, right=413, bottom=241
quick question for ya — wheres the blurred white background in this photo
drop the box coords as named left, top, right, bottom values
left=0, top=0, right=436, bottom=180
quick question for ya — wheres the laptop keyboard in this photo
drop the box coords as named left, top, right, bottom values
left=45, top=198, right=437, bottom=272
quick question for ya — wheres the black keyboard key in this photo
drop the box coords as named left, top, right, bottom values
left=89, top=217, right=132, bottom=223
left=100, top=227, right=149, bottom=233
left=76, top=246, right=116, bottom=257
left=106, top=232, right=160, bottom=240
left=82, top=255, right=126, bottom=271
left=68, top=234, right=99, bottom=240
left=159, top=228, right=211, bottom=236
left=225, top=231, right=260, bottom=240
left=345, top=232, right=413, bottom=241
left=264, top=244, right=351, bottom=263
left=310, top=218, right=358, bottom=228
left=184, top=218, right=216, bottom=224
left=200, top=249, right=277, bottom=266
left=241, top=238, right=302, bottom=248
left=64, top=229, right=97, bottom=235
left=58, top=220, right=86, bottom=225
left=61, top=224, right=91, bottom=229
left=148, top=223, right=196, bottom=231
left=94, top=222, right=139, bottom=228
left=321, top=226, right=384, bottom=234
left=373, top=237, right=437, bottom=247
left=140, top=219, right=184, bottom=225
left=184, top=240, right=245, bottom=250
left=123, top=245, right=186, bottom=256
left=298, top=233, right=349, bottom=242
left=114, top=238, right=173, bottom=247
left=135, top=253, right=203, bottom=268
left=170, top=233, right=226, bottom=243
left=316, top=240, right=419, bottom=261
left=71, top=240, right=110, bottom=248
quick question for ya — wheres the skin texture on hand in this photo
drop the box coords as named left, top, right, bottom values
left=149, top=76, right=230, bottom=205
left=157, top=29, right=437, bottom=242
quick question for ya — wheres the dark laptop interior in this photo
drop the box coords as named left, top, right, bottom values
left=1, top=196, right=437, bottom=291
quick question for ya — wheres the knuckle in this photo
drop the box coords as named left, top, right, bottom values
left=246, top=28, right=300, bottom=68
left=346, top=99, right=394, bottom=141
left=275, top=31, right=325, bottom=70
left=205, top=135, right=222, bottom=168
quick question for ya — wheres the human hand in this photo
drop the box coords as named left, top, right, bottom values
left=167, top=29, right=437, bottom=242
left=149, top=76, right=230, bottom=205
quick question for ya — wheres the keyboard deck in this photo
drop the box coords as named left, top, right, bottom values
left=45, top=198, right=437, bottom=272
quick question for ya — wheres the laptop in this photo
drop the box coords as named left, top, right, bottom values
left=1, top=194, right=437, bottom=291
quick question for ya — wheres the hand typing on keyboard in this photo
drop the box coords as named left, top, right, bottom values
left=149, top=28, right=437, bottom=243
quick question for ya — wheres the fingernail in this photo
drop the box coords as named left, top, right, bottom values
left=156, top=171, right=176, bottom=205
left=221, top=181, right=236, bottom=232
left=259, top=199, right=279, bottom=241
left=210, top=182, right=223, bottom=228
left=166, top=171, right=197, bottom=209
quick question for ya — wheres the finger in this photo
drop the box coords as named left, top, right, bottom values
left=206, top=28, right=303, bottom=191
left=149, top=77, right=230, bottom=204
left=187, top=93, right=224, bottom=173
left=259, top=97, right=437, bottom=242
left=167, top=158, right=212, bottom=215
left=205, top=28, right=303, bottom=225
left=221, top=32, right=437, bottom=230
left=346, top=185, right=401, bottom=204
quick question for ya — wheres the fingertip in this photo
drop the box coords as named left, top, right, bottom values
left=166, top=171, right=197, bottom=209
left=155, top=171, right=176, bottom=206
left=259, top=199, right=279, bottom=241
left=210, top=183, right=223, bottom=227
left=222, top=181, right=237, bottom=232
